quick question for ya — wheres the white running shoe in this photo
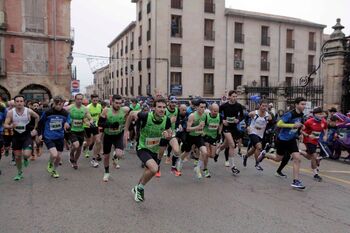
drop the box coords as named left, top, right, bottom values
left=103, top=173, right=110, bottom=182
left=90, top=160, right=99, bottom=168
left=224, top=161, right=230, bottom=167
left=112, top=157, right=120, bottom=169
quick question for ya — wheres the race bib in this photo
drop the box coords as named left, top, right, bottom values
left=50, top=120, right=62, bottom=131
left=312, top=131, right=321, bottom=138
left=226, top=117, right=236, bottom=123
left=208, top=123, right=219, bottom=130
left=15, top=124, right=25, bottom=133
left=72, top=119, right=83, bottom=127
left=108, top=125, right=120, bottom=133
left=145, top=137, right=161, bottom=147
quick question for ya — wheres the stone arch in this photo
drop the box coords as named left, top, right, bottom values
left=19, top=84, right=52, bottom=102
left=0, top=85, right=11, bottom=101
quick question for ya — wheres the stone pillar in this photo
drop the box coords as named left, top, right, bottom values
left=323, top=19, right=346, bottom=111
left=276, top=87, right=287, bottom=111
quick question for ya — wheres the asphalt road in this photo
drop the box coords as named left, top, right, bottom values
left=1, top=148, right=350, bottom=233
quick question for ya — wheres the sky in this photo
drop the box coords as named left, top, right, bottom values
left=71, top=0, right=350, bottom=92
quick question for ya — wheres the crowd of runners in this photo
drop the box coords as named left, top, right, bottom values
left=0, top=91, right=349, bottom=202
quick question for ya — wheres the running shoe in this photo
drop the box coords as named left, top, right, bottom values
left=84, top=150, right=90, bottom=158
left=23, top=158, right=29, bottom=168
left=213, top=153, right=219, bottom=162
left=231, top=166, right=240, bottom=175
left=10, top=159, right=16, bottom=166
left=51, top=170, right=60, bottom=178
left=13, top=172, right=24, bottom=181
left=224, top=160, right=230, bottom=167
left=176, top=159, right=183, bottom=172
left=313, top=174, right=323, bottom=182
left=193, top=159, right=199, bottom=167
left=155, top=170, right=161, bottom=178
left=47, top=161, right=54, bottom=173
left=103, top=173, right=110, bottom=182
left=275, top=171, right=287, bottom=178
left=90, top=160, right=99, bottom=168
left=171, top=167, right=182, bottom=176
left=132, top=185, right=144, bottom=202
left=203, top=169, right=211, bottom=178
left=257, top=150, right=267, bottom=163
left=194, top=166, right=202, bottom=179
left=112, top=157, right=120, bottom=169
left=255, top=164, right=264, bottom=171
left=242, top=155, right=248, bottom=167
left=291, top=179, right=306, bottom=189
left=96, top=154, right=102, bottom=162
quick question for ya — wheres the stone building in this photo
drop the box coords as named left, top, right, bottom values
left=93, top=64, right=109, bottom=100
left=0, top=0, right=74, bottom=102
left=98, top=0, right=326, bottom=99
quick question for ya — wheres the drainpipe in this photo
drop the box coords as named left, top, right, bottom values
left=53, top=0, right=58, bottom=85
left=154, top=0, right=157, bottom=91
left=278, top=22, right=281, bottom=83
left=225, top=16, right=228, bottom=88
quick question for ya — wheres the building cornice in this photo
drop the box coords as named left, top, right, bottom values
left=0, top=31, right=72, bottom=42
left=107, top=21, right=136, bottom=48
left=225, top=8, right=326, bottom=29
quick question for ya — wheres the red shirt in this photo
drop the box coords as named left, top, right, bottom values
left=303, top=118, right=327, bottom=145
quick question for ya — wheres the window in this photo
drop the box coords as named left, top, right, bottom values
left=147, top=19, right=151, bottom=41
left=204, top=46, right=214, bottom=68
left=170, top=72, right=182, bottom=96
left=308, top=55, right=315, bottom=73
left=171, top=0, right=183, bottom=9
left=234, top=49, right=244, bottom=70
left=260, top=76, right=269, bottom=87
left=24, top=0, right=45, bottom=33
left=139, top=75, right=142, bottom=95
left=260, top=51, right=269, bottom=71
left=309, top=32, right=316, bottom=51
left=23, top=41, right=48, bottom=74
left=171, top=15, right=182, bottom=37
left=147, top=73, right=151, bottom=95
left=286, top=77, right=292, bottom=86
left=286, top=29, right=295, bottom=48
left=147, top=1, right=151, bottom=14
left=234, top=22, right=244, bottom=43
left=204, top=19, right=215, bottom=41
left=261, top=26, right=270, bottom=46
left=171, top=44, right=182, bottom=67
left=234, top=75, right=242, bottom=90
left=138, top=25, right=142, bottom=46
left=204, top=73, right=214, bottom=95
left=204, top=0, right=215, bottom=13
left=286, top=53, right=294, bottom=73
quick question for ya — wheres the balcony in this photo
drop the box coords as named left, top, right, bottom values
left=147, top=30, right=151, bottom=41
left=138, top=36, right=142, bottom=46
left=204, top=3, right=215, bottom=13
left=261, top=36, right=270, bottom=46
left=171, top=0, right=183, bottom=9
left=0, top=11, right=8, bottom=30
left=308, top=64, right=316, bottom=74
left=0, top=59, right=6, bottom=77
left=25, top=16, right=45, bottom=33
left=234, top=60, right=244, bottom=70
left=138, top=11, right=142, bottom=21
left=171, top=55, right=182, bottom=67
left=309, top=41, right=316, bottom=51
left=204, top=57, right=215, bottom=69
left=286, top=63, right=294, bottom=73
left=171, top=26, right=182, bottom=38
left=204, top=30, right=215, bottom=41
left=147, top=57, right=151, bottom=68
left=147, top=2, right=151, bottom=14
left=287, top=40, right=295, bottom=49
left=234, top=33, right=244, bottom=43
left=260, top=61, right=270, bottom=71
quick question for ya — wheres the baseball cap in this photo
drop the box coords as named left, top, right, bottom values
left=169, top=96, right=178, bottom=102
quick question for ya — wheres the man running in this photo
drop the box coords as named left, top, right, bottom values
left=38, top=96, right=70, bottom=178
left=66, top=93, right=94, bottom=169
left=177, top=98, right=208, bottom=178
left=98, top=95, right=130, bottom=182
left=125, top=97, right=171, bottom=202
left=243, top=99, right=271, bottom=171
left=0, top=102, right=7, bottom=175
left=4, top=95, right=39, bottom=181
left=216, top=90, right=244, bottom=175
left=258, top=97, right=306, bottom=189
left=83, top=94, right=102, bottom=168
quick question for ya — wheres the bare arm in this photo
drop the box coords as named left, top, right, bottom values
left=28, top=109, right=40, bottom=130
left=3, top=110, right=13, bottom=129
left=186, top=114, right=201, bottom=132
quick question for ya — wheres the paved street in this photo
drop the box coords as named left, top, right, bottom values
left=1, top=149, right=350, bottom=233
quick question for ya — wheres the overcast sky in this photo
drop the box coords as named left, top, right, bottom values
left=71, top=0, right=350, bottom=92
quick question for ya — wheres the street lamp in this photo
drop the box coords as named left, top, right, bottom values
left=67, top=54, right=74, bottom=69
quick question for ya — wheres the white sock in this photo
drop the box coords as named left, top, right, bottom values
left=230, top=157, right=235, bottom=167
left=313, top=169, right=318, bottom=175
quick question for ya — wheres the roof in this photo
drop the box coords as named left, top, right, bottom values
left=92, top=64, right=109, bottom=74
left=225, top=8, right=326, bottom=29
left=107, top=21, right=136, bottom=48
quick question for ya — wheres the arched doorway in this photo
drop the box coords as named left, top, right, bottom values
left=0, top=85, right=11, bottom=101
left=19, top=84, right=52, bottom=102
